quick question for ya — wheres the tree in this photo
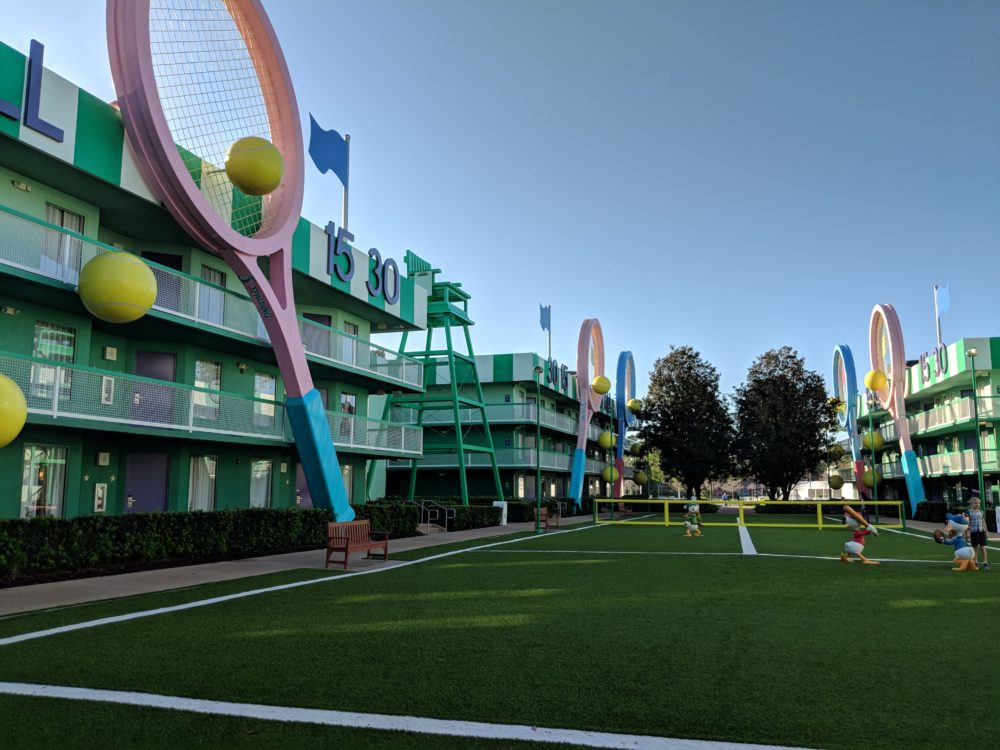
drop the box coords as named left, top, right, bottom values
left=639, top=346, right=733, bottom=499
left=732, top=346, right=838, bottom=501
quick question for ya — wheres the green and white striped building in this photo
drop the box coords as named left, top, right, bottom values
left=0, top=39, right=430, bottom=519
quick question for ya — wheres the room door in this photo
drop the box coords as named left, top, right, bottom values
left=133, top=351, right=177, bottom=426
left=125, top=453, right=169, bottom=512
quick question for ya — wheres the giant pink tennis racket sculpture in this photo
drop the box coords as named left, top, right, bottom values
left=108, top=0, right=354, bottom=520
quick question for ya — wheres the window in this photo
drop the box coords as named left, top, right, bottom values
left=342, top=322, right=358, bottom=365
left=341, top=463, right=353, bottom=502
left=254, top=373, right=276, bottom=427
left=250, top=459, right=273, bottom=508
left=42, top=203, right=84, bottom=283
left=193, top=360, right=222, bottom=421
left=189, top=455, right=218, bottom=511
left=31, top=322, right=76, bottom=401
left=20, top=445, right=68, bottom=519
left=339, top=392, right=357, bottom=443
left=516, top=475, right=526, bottom=499
left=199, top=266, right=226, bottom=325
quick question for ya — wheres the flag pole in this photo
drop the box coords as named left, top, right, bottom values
left=933, top=284, right=942, bottom=347
left=341, top=134, right=350, bottom=232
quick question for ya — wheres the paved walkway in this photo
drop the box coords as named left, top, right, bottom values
left=0, top=515, right=594, bottom=617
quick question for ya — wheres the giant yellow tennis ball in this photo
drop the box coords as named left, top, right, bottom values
left=601, top=466, right=620, bottom=483
left=597, top=431, right=616, bottom=450
left=591, top=375, right=611, bottom=395
left=78, top=252, right=157, bottom=324
left=633, top=470, right=648, bottom=486
left=828, top=474, right=845, bottom=490
left=861, top=432, right=885, bottom=452
left=627, top=398, right=642, bottom=414
left=630, top=442, right=643, bottom=457
left=862, top=469, right=883, bottom=488
left=864, top=369, right=887, bottom=392
left=225, top=136, right=284, bottom=196
left=0, top=373, right=27, bottom=449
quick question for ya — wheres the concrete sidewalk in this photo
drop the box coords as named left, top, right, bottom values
left=0, top=515, right=595, bottom=617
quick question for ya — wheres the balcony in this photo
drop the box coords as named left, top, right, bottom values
left=409, top=403, right=579, bottom=434
left=907, top=398, right=997, bottom=436
left=0, top=351, right=422, bottom=456
left=326, top=412, right=423, bottom=456
left=0, top=206, right=423, bottom=391
left=388, top=448, right=600, bottom=472
left=1, top=351, right=286, bottom=443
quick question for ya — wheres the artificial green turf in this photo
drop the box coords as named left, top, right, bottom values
left=0, top=569, right=339, bottom=640
left=0, top=696, right=578, bottom=750
left=749, top=524, right=947, bottom=561
left=1, top=524, right=997, bottom=750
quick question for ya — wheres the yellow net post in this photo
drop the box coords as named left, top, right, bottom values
left=816, top=502, right=823, bottom=531
left=738, top=500, right=746, bottom=527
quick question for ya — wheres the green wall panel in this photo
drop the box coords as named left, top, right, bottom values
left=291, top=217, right=311, bottom=273
left=492, top=353, right=514, bottom=383
left=73, top=90, right=124, bottom=185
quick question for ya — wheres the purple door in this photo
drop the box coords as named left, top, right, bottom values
left=125, top=453, right=169, bottom=513
left=295, top=464, right=313, bottom=509
left=133, top=351, right=176, bottom=425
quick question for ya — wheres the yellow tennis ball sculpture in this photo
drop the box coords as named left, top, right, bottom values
left=591, top=375, right=611, bottom=395
left=597, top=431, right=616, bottom=450
left=861, top=432, right=885, bottom=452
left=828, top=474, right=845, bottom=490
left=626, top=398, right=642, bottom=413
left=862, top=469, right=883, bottom=488
left=630, top=443, right=643, bottom=457
left=864, top=369, right=887, bottom=392
left=633, top=470, right=648, bottom=486
left=601, top=466, right=620, bottom=483
left=225, top=136, right=284, bottom=196
left=78, top=252, right=158, bottom=324
left=0, top=374, right=27, bottom=449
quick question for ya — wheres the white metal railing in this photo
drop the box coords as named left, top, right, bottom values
left=0, top=206, right=423, bottom=390
left=412, top=403, right=579, bottom=434
left=388, top=448, right=575, bottom=471
left=918, top=450, right=977, bottom=476
left=298, top=317, right=422, bottom=389
left=0, top=352, right=286, bottom=441
left=907, top=398, right=998, bottom=435
left=326, top=412, right=423, bottom=456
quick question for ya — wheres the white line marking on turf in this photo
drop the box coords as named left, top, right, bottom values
left=0, top=524, right=602, bottom=648
left=0, top=681, right=811, bottom=750
left=476, top=549, right=950, bottom=564
left=738, top=525, right=757, bottom=555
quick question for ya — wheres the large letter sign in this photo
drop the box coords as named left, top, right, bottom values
left=569, top=319, right=605, bottom=507
left=869, top=304, right=925, bottom=514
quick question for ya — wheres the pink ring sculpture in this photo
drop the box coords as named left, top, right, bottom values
left=569, top=319, right=605, bottom=507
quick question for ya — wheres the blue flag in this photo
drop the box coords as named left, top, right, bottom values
left=936, top=285, right=950, bottom=316
left=540, top=304, right=551, bottom=332
left=308, top=114, right=350, bottom=189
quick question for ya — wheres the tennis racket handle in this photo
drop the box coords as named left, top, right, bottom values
left=286, top=389, right=355, bottom=522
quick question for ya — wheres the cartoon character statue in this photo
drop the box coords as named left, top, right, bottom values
left=841, top=505, right=879, bottom=564
left=684, top=502, right=703, bottom=537
left=934, top=513, right=978, bottom=572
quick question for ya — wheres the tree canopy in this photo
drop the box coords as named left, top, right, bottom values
left=732, top=346, right=838, bottom=501
left=639, top=346, right=733, bottom=498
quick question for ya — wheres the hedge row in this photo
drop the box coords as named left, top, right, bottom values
left=0, top=503, right=423, bottom=583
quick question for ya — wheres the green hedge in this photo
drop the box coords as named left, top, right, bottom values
left=0, top=503, right=422, bottom=583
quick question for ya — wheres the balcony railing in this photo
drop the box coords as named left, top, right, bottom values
left=0, top=351, right=286, bottom=441
left=907, top=397, right=998, bottom=435
left=389, top=448, right=590, bottom=472
left=0, top=351, right=423, bottom=455
left=326, top=412, right=423, bottom=456
left=0, top=206, right=422, bottom=390
left=410, top=403, right=579, bottom=434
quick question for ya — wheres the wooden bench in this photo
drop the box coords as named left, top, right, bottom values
left=325, top=520, right=389, bottom=570
left=535, top=507, right=560, bottom=531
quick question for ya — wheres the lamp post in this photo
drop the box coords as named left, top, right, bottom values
left=533, top=364, right=544, bottom=534
left=966, top=347, right=987, bottom=507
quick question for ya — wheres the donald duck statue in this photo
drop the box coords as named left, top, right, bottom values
left=934, top=513, right=979, bottom=572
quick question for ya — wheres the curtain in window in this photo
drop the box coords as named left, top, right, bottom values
left=189, top=456, right=217, bottom=511
left=30, top=322, right=75, bottom=403
left=253, top=373, right=276, bottom=428
left=20, top=446, right=67, bottom=519
left=42, top=204, right=84, bottom=283
left=193, top=361, right=222, bottom=421
left=250, top=459, right=272, bottom=508
left=342, top=323, right=358, bottom=365
left=340, top=463, right=353, bottom=502
left=199, top=267, right=226, bottom=325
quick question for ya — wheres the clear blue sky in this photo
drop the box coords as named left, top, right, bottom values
left=6, top=0, right=1000, bottom=395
